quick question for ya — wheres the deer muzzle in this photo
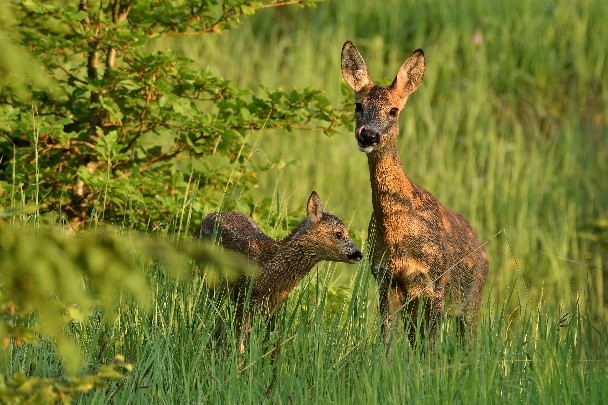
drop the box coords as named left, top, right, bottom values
left=347, top=249, right=363, bottom=263
left=355, top=126, right=379, bottom=153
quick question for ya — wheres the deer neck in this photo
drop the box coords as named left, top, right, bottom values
left=253, top=235, right=320, bottom=298
left=366, top=139, right=417, bottom=219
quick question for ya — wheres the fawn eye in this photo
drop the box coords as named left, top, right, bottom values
left=355, top=103, right=363, bottom=112
left=389, top=107, right=399, bottom=117
left=335, top=231, right=343, bottom=239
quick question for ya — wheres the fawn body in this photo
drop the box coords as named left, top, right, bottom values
left=341, top=41, right=488, bottom=346
left=200, top=191, right=362, bottom=352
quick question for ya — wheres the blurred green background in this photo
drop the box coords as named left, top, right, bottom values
left=154, top=0, right=608, bottom=318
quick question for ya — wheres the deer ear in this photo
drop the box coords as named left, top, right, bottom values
left=307, top=191, right=323, bottom=224
left=341, top=41, right=373, bottom=92
left=391, top=49, right=425, bottom=100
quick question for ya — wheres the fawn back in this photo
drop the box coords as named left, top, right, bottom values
left=200, top=211, right=279, bottom=266
left=341, top=41, right=489, bottom=344
left=200, top=191, right=361, bottom=313
left=200, top=191, right=361, bottom=353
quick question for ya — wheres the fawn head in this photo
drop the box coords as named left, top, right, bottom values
left=341, top=41, right=425, bottom=153
left=298, top=191, right=362, bottom=264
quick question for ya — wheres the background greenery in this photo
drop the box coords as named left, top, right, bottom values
left=1, top=0, right=607, bottom=402
left=162, top=0, right=608, bottom=314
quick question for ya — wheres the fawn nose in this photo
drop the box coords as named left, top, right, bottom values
left=356, top=126, right=380, bottom=148
left=348, top=250, right=363, bottom=262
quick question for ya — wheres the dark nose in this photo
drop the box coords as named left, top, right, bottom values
left=356, top=126, right=379, bottom=147
left=348, top=250, right=363, bottom=262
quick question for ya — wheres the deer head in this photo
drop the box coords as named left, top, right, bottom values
left=341, top=41, right=425, bottom=154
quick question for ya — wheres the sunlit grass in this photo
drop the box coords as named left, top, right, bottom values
left=150, top=0, right=608, bottom=318
left=5, top=259, right=605, bottom=403
left=3, top=0, right=607, bottom=402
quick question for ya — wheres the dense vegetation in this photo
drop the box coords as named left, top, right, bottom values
left=1, top=0, right=607, bottom=402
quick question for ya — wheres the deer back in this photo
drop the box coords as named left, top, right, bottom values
left=200, top=211, right=279, bottom=265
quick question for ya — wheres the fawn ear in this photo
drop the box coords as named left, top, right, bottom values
left=307, top=191, right=323, bottom=224
left=391, top=49, right=425, bottom=101
left=341, top=41, right=373, bottom=92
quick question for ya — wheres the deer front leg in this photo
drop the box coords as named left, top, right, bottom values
left=428, top=294, right=444, bottom=348
left=263, top=310, right=282, bottom=396
left=377, top=269, right=406, bottom=363
left=377, top=276, right=392, bottom=347
left=234, top=302, right=251, bottom=358
left=377, top=275, right=395, bottom=364
left=369, top=217, right=402, bottom=355
left=402, top=266, right=445, bottom=349
left=264, top=308, right=283, bottom=366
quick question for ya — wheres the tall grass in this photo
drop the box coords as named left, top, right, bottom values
left=3, top=1, right=607, bottom=402
left=4, top=258, right=606, bottom=403
left=155, top=0, right=608, bottom=318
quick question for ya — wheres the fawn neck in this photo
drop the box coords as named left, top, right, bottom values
left=274, top=240, right=320, bottom=280
left=253, top=232, right=321, bottom=298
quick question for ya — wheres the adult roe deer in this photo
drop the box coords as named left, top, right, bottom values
left=341, top=41, right=489, bottom=348
left=199, top=191, right=362, bottom=353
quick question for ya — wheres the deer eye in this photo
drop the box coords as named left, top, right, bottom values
left=335, top=231, right=343, bottom=239
left=389, top=107, right=399, bottom=117
left=355, top=103, right=363, bottom=113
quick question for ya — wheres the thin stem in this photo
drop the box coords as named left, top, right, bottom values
left=32, top=105, right=40, bottom=224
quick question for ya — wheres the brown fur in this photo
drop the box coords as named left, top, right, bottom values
left=341, top=41, right=489, bottom=347
left=199, top=191, right=362, bottom=352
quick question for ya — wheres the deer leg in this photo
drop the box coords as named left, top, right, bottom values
left=376, top=271, right=391, bottom=339
left=377, top=278, right=396, bottom=363
left=234, top=302, right=250, bottom=358
left=404, top=293, right=440, bottom=349
left=402, top=269, right=444, bottom=349
left=378, top=273, right=405, bottom=363
left=265, top=311, right=283, bottom=373
left=264, top=311, right=281, bottom=396
left=427, top=293, right=444, bottom=350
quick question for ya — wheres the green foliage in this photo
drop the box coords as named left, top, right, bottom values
left=0, top=0, right=344, bottom=231
left=0, top=0, right=55, bottom=100
left=0, top=357, right=131, bottom=404
left=0, top=223, right=257, bottom=403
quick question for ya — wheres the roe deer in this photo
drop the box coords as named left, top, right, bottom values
left=341, top=41, right=489, bottom=348
left=199, top=191, right=362, bottom=353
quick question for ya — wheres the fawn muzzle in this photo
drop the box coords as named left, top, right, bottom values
left=347, top=249, right=363, bottom=263
left=356, top=126, right=380, bottom=153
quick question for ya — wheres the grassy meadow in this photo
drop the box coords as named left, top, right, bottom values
left=161, top=0, right=608, bottom=316
left=3, top=0, right=608, bottom=402
left=9, top=263, right=603, bottom=403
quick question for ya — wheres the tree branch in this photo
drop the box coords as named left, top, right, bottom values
left=79, top=0, right=102, bottom=133
left=154, top=0, right=310, bottom=38
left=106, top=1, right=132, bottom=73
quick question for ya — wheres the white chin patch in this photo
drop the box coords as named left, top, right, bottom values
left=358, top=144, right=375, bottom=153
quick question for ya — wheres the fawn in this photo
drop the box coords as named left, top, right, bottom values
left=341, top=41, right=489, bottom=347
left=199, top=191, right=362, bottom=353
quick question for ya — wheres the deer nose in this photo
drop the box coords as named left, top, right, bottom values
left=348, top=250, right=363, bottom=262
left=355, top=126, right=379, bottom=147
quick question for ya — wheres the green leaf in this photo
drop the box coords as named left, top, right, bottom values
left=241, top=5, right=256, bottom=15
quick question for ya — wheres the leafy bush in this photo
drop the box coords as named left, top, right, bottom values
left=0, top=0, right=348, bottom=231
